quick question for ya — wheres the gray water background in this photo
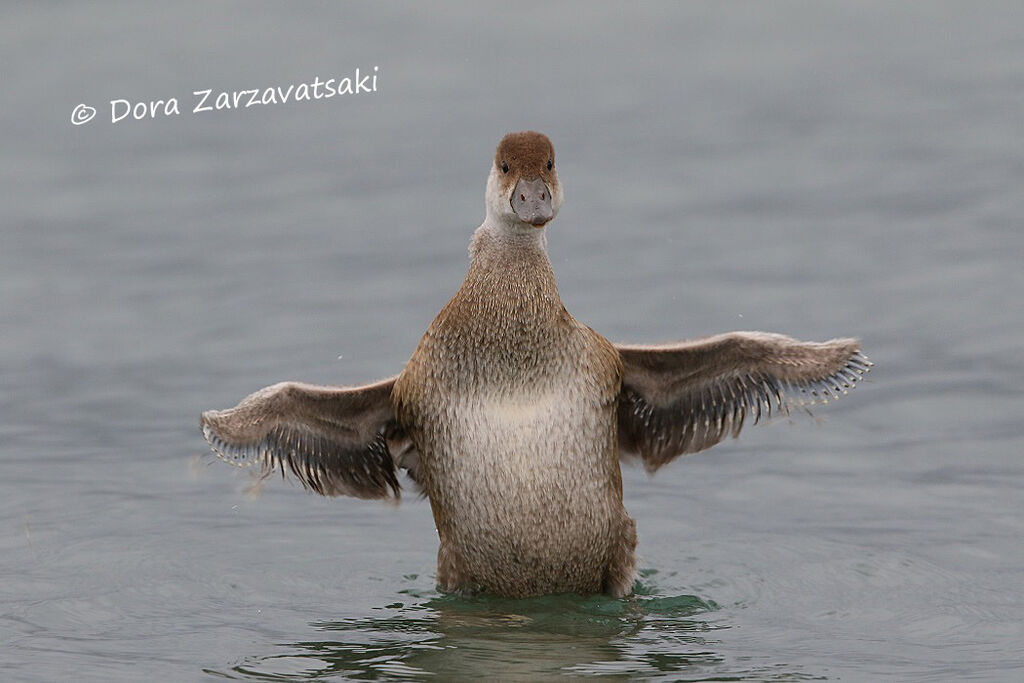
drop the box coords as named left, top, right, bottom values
left=3, top=2, right=1023, bottom=680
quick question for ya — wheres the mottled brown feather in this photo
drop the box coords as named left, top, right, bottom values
left=392, top=225, right=633, bottom=598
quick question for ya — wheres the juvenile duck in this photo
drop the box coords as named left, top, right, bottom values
left=201, top=131, right=871, bottom=598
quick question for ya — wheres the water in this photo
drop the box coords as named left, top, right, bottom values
left=3, top=2, right=1023, bottom=680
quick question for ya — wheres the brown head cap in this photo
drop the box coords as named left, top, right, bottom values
left=494, top=131, right=556, bottom=186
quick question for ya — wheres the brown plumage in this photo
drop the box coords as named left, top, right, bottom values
left=494, top=130, right=557, bottom=192
left=201, top=131, right=871, bottom=598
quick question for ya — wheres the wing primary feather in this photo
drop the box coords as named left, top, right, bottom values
left=751, top=376, right=764, bottom=425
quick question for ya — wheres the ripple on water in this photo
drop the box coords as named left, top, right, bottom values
left=207, top=574, right=841, bottom=681
left=644, top=533, right=1024, bottom=679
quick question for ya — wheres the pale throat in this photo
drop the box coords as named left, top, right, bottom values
left=470, top=221, right=550, bottom=272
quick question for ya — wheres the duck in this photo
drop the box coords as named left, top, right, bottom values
left=201, top=130, right=871, bottom=599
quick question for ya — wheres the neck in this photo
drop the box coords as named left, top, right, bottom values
left=470, top=217, right=548, bottom=260
left=421, top=217, right=568, bottom=383
left=462, top=219, right=562, bottom=313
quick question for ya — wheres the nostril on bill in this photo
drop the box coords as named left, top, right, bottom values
left=510, top=176, right=554, bottom=226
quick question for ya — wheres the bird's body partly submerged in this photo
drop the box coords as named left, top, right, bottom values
left=394, top=224, right=634, bottom=596
left=201, top=131, right=871, bottom=598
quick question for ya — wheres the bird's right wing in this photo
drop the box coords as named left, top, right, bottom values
left=200, top=376, right=418, bottom=499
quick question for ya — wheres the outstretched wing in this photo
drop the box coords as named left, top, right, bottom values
left=200, top=376, right=418, bottom=499
left=616, top=332, right=871, bottom=470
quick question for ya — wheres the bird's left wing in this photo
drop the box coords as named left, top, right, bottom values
left=616, top=332, right=870, bottom=470
left=200, top=377, right=417, bottom=499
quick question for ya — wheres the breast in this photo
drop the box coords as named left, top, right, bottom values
left=428, top=378, right=619, bottom=593
left=436, top=383, right=614, bottom=495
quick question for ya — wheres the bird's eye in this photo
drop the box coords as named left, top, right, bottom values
left=501, top=161, right=509, bottom=174
left=547, top=159, right=553, bottom=171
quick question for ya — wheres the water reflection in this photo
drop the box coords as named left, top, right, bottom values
left=209, top=578, right=820, bottom=680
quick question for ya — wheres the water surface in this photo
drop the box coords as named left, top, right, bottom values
left=3, top=2, right=1023, bottom=680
